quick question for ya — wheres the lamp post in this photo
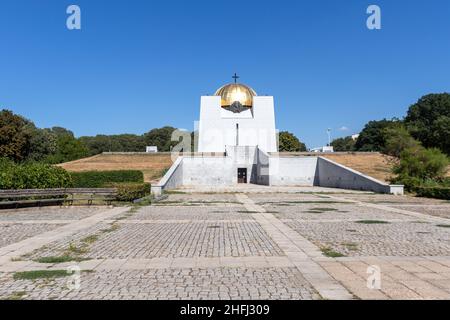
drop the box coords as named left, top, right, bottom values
left=327, top=128, right=331, bottom=146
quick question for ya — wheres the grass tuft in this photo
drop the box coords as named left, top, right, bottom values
left=81, top=235, right=99, bottom=244
left=355, top=220, right=390, bottom=224
left=342, top=242, right=359, bottom=251
left=321, top=247, right=346, bottom=258
left=34, top=255, right=87, bottom=264
left=263, top=201, right=345, bottom=206
left=66, top=242, right=89, bottom=255
left=13, top=270, right=69, bottom=280
left=100, top=223, right=120, bottom=233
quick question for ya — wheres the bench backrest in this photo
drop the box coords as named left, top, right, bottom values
left=65, top=188, right=117, bottom=196
left=0, top=188, right=117, bottom=199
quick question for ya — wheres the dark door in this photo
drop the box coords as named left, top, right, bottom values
left=237, top=168, right=247, bottom=184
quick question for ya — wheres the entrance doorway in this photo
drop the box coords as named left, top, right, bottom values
left=237, top=168, right=247, bottom=184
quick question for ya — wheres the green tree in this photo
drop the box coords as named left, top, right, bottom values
left=143, top=126, right=177, bottom=152
left=278, top=131, right=306, bottom=152
left=405, top=93, right=450, bottom=155
left=46, top=128, right=88, bottom=163
left=80, top=134, right=146, bottom=155
left=393, top=145, right=449, bottom=188
left=354, top=119, right=399, bottom=152
left=27, top=128, right=58, bottom=162
left=331, top=136, right=356, bottom=152
left=114, top=134, right=146, bottom=152
left=79, top=135, right=115, bottom=155
left=49, top=127, right=74, bottom=137
left=0, top=110, right=32, bottom=161
left=383, top=125, right=421, bottom=158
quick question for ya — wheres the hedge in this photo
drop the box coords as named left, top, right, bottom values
left=70, top=170, right=144, bottom=188
left=108, top=183, right=150, bottom=202
left=0, top=159, right=73, bottom=190
left=414, top=186, right=450, bottom=200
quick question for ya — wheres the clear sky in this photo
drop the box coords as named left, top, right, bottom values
left=1, top=0, right=449, bottom=148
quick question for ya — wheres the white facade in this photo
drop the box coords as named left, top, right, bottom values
left=198, top=96, right=277, bottom=153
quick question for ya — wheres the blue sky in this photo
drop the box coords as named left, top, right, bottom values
left=1, top=0, right=449, bottom=148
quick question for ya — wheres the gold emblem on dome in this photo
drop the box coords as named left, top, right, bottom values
left=214, top=74, right=257, bottom=113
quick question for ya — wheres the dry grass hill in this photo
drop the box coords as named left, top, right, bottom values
left=58, top=153, right=174, bottom=183
left=59, top=152, right=398, bottom=184
left=321, top=153, right=395, bottom=183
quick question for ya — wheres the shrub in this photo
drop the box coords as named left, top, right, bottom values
left=414, top=186, right=450, bottom=200
left=383, top=125, right=421, bottom=158
left=392, top=146, right=448, bottom=188
left=441, top=178, right=450, bottom=187
left=70, top=170, right=144, bottom=188
left=331, top=136, right=355, bottom=152
left=0, top=159, right=73, bottom=190
left=278, top=131, right=307, bottom=152
left=108, top=183, right=150, bottom=202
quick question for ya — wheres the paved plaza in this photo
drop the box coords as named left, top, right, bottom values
left=0, top=187, right=449, bottom=300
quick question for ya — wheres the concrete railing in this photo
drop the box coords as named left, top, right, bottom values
left=102, top=152, right=226, bottom=157
left=150, top=157, right=184, bottom=196
left=317, top=157, right=404, bottom=195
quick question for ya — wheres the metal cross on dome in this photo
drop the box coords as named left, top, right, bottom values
left=232, top=73, right=240, bottom=83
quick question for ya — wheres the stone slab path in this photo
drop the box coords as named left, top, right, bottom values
left=235, top=194, right=353, bottom=300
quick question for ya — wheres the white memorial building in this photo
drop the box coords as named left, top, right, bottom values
left=151, top=76, right=403, bottom=196
left=198, top=76, right=277, bottom=153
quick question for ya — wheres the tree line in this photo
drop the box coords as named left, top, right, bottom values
left=0, top=110, right=182, bottom=164
left=330, top=93, right=450, bottom=190
left=331, top=93, right=450, bottom=156
left=0, top=109, right=308, bottom=164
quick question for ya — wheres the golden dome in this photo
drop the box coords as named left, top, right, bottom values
left=214, top=83, right=257, bottom=111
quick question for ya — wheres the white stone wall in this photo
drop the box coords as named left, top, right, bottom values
left=317, top=157, right=392, bottom=193
left=151, top=152, right=404, bottom=195
left=182, top=157, right=235, bottom=185
left=268, top=157, right=318, bottom=186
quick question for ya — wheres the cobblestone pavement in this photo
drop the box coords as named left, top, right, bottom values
left=0, top=224, right=60, bottom=248
left=0, top=207, right=104, bottom=221
left=386, top=205, right=450, bottom=219
left=265, top=203, right=414, bottom=221
left=130, top=206, right=253, bottom=221
left=30, top=221, right=284, bottom=259
left=285, top=220, right=450, bottom=257
left=0, top=188, right=449, bottom=300
left=0, top=267, right=318, bottom=300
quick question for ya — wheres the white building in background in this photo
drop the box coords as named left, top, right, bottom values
left=198, top=79, right=277, bottom=153
left=146, top=146, right=158, bottom=153
left=311, top=146, right=334, bottom=153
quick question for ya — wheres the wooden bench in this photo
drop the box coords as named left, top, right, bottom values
left=0, top=188, right=118, bottom=209
left=65, top=188, right=117, bottom=206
